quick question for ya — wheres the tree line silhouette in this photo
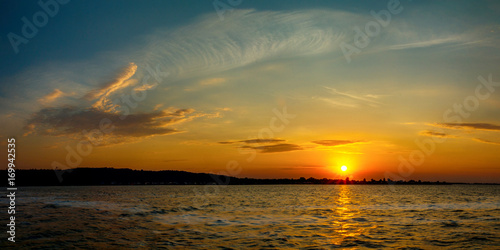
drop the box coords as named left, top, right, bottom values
left=0, top=168, right=482, bottom=186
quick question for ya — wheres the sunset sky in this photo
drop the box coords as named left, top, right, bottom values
left=1, top=0, right=499, bottom=183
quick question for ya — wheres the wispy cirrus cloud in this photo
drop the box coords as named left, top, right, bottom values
left=84, top=62, right=139, bottom=112
left=312, top=139, right=366, bottom=146
left=38, top=89, right=75, bottom=105
left=424, top=124, right=500, bottom=146
left=314, top=97, right=359, bottom=108
left=218, top=138, right=285, bottom=144
left=317, top=87, right=382, bottom=108
left=242, top=143, right=302, bottom=153
left=137, top=9, right=347, bottom=81
left=419, top=130, right=456, bottom=138
left=432, top=123, right=500, bottom=131
left=133, top=83, right=158, bottom=92
left=387, top=36, right=468, bottom=50
left=84, top=63, right=138, bottom=100
left=474, top=138, right=500, bottom=146
left=219, top=138, right=300, bottom=153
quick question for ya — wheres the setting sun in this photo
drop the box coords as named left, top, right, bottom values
left=341, top=165, right=347, bottom=172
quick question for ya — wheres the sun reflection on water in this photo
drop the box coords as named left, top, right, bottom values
left=331, top=185, right=366, bottom=245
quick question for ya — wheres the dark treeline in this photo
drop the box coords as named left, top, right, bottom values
left=1, top=167, right=487, bottom=186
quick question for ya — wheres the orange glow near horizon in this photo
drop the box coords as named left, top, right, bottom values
left=327, top=154, right=359, bottom=177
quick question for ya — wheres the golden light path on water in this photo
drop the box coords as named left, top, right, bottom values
left=330, top=185, right=379, bottom=246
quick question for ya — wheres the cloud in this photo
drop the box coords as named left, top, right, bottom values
left=325, top=87, right=381, bottom=105
left=474, top=138, right=500, bottom=146
left=318, top=87, right=382, bottom=108
left=433, top=123, right=500, bottom=131
left=419, top=130, right=455, bottom=138
left=22, top=58, right=225, bottom=145
left=387, top=36, right=468, bottom=50
left=84, top=62, right=138, bottom=112
left=242, top=138, right=285, bottom=144
left=4, top=8, right=496, bottom=144
left=219, top=137, right=300, bottom=153
left=314, top=97, right=359, bottom=108
left=217, top=141, right=234, bottom=145
left=312, top=140, right=365, bottom=146
left=23, top=106, right=203, bottom=145
left=134, top=9, right=487, bottom=82
left=137, top=9, right=346, bottom=80
left=3, top=8, right=492, bottom=122
left=243, top=143, right=302, bottom=153
left=38, top=89, right=74, bottom=105
left=84, top=63, right=138, bottom=100
left=134, top=83, right=158, bottom=92
left=218, top=138, right=285, bottom=144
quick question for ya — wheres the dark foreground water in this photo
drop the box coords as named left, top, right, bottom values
left=1, top=185, right=499, bottom=249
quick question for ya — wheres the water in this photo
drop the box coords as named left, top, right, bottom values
left=2, top=185, right=499, bottom=249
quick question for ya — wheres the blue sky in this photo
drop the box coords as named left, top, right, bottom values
left=1, top=0, right=500, bottom=182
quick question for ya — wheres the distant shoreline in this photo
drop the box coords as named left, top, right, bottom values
left=9, top=183, right=500, bottom=188
left=2, top=168, right=499, bottom=186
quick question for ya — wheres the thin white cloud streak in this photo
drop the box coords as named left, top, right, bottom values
left=324, top=86, right=381, bottom=106
left=314, top=97, right=359, bottom=108
left=386, top=36, right=470, bottom=50
left=318, top=86, right=382, bottom=108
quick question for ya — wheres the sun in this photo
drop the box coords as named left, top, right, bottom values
left=341, top=165, right=347, bottom=172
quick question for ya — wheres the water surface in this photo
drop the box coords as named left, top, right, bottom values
left=3, top=185, right=500, bottom=249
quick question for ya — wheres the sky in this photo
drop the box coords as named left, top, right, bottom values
left=1, top=0, right=499, bottom=183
